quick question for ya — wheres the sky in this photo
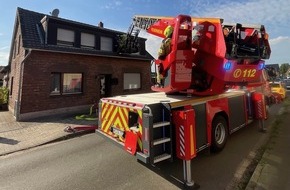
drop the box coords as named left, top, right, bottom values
left=0, top=0, right=290, bottom=66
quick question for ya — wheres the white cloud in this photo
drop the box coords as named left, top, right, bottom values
left=102, top=0, right=123, bottom=10
left=188, top=0, right=290, bottom=37
left=0, top=51, right=9, bottom=66
left=0, top=46, right=9, bottom=50
left=189, top=0, right=290, bottom=22
left=115, top=1, right=122, bottom=6
left=0, top=46, right=9, bottom=65
left=268, top=36, right=290, bottom=64
left=269, top=36, right=290, bottom=45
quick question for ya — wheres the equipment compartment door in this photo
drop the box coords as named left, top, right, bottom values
left=228, top=96, right=246, bottom=131
left=193, top=104, right=207, bottom=150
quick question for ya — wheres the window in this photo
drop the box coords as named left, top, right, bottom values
left=13, top=42, right=16, bottom=59
left=10, top=77, right=14, bottom=95
left=57, top=28, right=75, bottom=46
left=50, top=73, right=61, bottom=95
left=81, top=33, right=95, bottom=48
left=123, top=73, right=141, bottom=90
left=63, top=73, right=82, bottom=94
left=100, top=36, right=113, bottom=51
left=50, top=73, right=83, bottom=95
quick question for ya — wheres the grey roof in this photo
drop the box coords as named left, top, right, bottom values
left=15, top=7, right=152, bottom=60
left=18, top=8, right=45, bottom=49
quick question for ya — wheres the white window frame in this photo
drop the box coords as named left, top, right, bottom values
left=100, top=36, right=113, bottom=51
left=57, top=28, right=75, bottom=46
left=81, top=33, right=95, bottom=48
left=123, top=73, right=141, bottom=90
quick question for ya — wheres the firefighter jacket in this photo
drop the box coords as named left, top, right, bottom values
left=158, top=38, right=172, bottom=60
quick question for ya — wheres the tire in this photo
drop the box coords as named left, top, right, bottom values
left=210, top=115, right=228, bottom=153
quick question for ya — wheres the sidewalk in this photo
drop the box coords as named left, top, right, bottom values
left=0, top=111, right=97, bottom=156
left=246, top=102, right=290, bottom=189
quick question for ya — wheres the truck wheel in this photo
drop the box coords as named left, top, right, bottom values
left=211, top=115, right=228, bottom=153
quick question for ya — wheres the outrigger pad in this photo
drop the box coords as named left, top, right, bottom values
left=124, top=131, right=138, bottom=155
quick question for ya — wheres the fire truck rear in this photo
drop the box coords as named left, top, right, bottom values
left=96, top=14, right=270, bottom=187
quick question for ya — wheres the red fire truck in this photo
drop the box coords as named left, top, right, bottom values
left=96, top=15, right=271, bottom=187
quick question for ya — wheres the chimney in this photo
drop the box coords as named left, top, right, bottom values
left=98, top=21, right=104, bottom=28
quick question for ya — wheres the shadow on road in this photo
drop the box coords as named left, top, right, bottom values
left=0, top=137, right=20, bottom=145
left=139, top=159, right=201, bottom=190
left=20, top=112, right=98, bottom=126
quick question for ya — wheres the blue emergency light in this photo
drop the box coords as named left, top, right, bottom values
left=258, top=62, right=265, bottom=70
left=223, top=61, right=232, bottom=70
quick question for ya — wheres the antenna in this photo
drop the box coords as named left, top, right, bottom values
left=50, top=9, right=60, bottom=17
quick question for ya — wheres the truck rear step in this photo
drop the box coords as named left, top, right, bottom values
left=153, top=121, right=171, bottom=128
left=153, top=137, right=171, bottom=145
left=151, top=120, right=173, bottom=164
left=154, top=153, right=172, bottom=164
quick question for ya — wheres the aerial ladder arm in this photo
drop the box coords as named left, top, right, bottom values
left=123, top=15, right=176, bottom=54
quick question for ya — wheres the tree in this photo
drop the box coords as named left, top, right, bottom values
left=280, top=63, right=290, bottom=78
left=116, top=34, right=139, bottom=54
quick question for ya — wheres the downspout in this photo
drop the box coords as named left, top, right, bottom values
left=15, top=49, right=32, bottom=121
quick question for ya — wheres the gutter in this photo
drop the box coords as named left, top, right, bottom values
left=29, top=47, right=153, bottom=61
left=15, top=49, right=32, bottom=121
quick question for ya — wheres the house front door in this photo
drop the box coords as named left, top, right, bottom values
left=99, top=74, right=112, bottom=98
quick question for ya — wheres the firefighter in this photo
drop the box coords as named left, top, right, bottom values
left=156, top=25, right=173, bottom=86
left=223, top=27, right=230, bottom=37
left=158, top=25, right=173, bottom=60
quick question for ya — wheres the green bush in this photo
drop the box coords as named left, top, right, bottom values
left=0, top=87, right=9, bottom=104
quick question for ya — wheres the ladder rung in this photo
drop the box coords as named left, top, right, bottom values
left=153, top=137, right=171, bottom=146
left=153, top=121, right=170, bottom=128
left=154, top=153, right=171, bottom=163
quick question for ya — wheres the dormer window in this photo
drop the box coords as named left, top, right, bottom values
left=57, top=28, right=75, bottom=46
left=81, top=33, right=95, bottom=49
left=100, top=36, right=113, bottom=51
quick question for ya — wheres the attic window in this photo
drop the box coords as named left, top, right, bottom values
left=57, top=28, right=75, bottom=46
left=81, top=33, right=95, bottom=48
left=100, top=36, right=113, bottom=51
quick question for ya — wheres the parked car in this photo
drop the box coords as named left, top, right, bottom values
left=270, top=82, right=287, bottom=99
left=284, top=79, right=290, bottom=89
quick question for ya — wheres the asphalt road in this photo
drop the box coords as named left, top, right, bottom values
left=0, top=103, right=283, bottom=190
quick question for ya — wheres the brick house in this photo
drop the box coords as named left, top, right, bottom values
left=7, top=8, right=153, bottom=121
left=0, top=66, right=4, bottom=86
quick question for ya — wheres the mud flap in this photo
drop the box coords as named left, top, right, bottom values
left=124, top=131, right=138, bottom=155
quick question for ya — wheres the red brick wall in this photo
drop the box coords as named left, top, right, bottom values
left=19, top=51, right=152, bottom=114
left=8, top=24, right=26, bottom=114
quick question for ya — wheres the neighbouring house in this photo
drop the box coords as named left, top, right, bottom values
left=7, top=7, right=153, bottom=121
left=0, top=66, right=9, bottom=87
left=286, top=68, right=290, bottom=78
left=265, top=64, right=280, bottom=80
left=0, top=66, right=4, bottom=86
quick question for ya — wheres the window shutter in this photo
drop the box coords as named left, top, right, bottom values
left=100, top=36, right=113, bottom=51
left=57, top=29, right=75, bottom=42
left=124, top=73, right=141, bottom=90
left=81, top=33, right=95, bottom=47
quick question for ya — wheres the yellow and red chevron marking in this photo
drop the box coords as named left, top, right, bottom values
left=100, top=102, right=143, bottom=150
